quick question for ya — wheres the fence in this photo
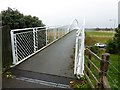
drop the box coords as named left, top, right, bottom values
left=106, top=55, right=120, bottom=89
left=11, top=26, right=70, bottom=66
left=74, top=20, right=85, bottom=78
left=84, top=48, right=110, bottom=88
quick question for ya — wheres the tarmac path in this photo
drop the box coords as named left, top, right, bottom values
left=3, top=30, right=77, bottom=88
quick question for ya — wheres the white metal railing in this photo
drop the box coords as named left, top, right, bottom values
left=74, top=20, right=85, bottom=78
left=10, top=19, right=85, bottom=77
left=11, top=26, right=70, bottom=66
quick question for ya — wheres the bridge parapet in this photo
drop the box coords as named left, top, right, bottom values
left=74, top=20, right=85, bottom=78
left=10, top=26, right=72, bottom=66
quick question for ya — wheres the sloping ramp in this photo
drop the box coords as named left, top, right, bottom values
left=14, top=30, right=76, bottom=78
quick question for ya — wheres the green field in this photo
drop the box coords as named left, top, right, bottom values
left=85, top=30, right=114, bottom=45
left=86, top=31, right=114, bottom=37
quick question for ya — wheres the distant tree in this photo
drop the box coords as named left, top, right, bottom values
left=106, top=25, right=120, bottom=54
left=1, top=8, right=46, bottom=68
left=96, top=28, right=100, bottom=31
left=0, top=13, right=2, bottom=20
left=1, top=7, right=45, bottom=29
left=114, top=26, right=120, bottom=53
left=106, top=40, right=118, bottom=54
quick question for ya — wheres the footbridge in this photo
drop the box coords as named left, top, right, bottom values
left=3, top=19, right=85, bottom=88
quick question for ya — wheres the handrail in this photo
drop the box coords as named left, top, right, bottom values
left=74, top=20, right=85, bottom=78
left=11, top=26, right=72, bottom=66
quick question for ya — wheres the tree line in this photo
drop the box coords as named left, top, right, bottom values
left=1, top=7, right=45, bottom=29
left=0, top=7, right=46, bottom=68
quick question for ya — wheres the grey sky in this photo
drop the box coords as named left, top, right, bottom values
left=118, top=1, right=120, bottom=24
left=0, top=0, right=119, bottom=28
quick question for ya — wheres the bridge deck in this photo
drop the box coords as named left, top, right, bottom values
left=3, top=30, right=77, bottom=88
left=15, top=30, right=76, bottom=78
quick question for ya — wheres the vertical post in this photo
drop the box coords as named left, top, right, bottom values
left=33, top=28, right=38, bottom=52
left=81, top=27, right=85, bottom=76
left=47, top=28, right=49, bottom=44
left=74, top=35, right=78, bottom=75
left=63, top=28, right=65, bottom=36
left=33, top=28, right=37, bottom=52
left=35, top=28, right=38, bottom=50
left=64, top=28, right=67, bottom=34
left=100, top=53, right=110, bottom=88
left=58, top=29, right=60, bottom=38
left=57, top=28, right=58, bottom=39
left=11, top=31, right=18, bottom=64
left=54, top=28, right=56, bottom=40
left=62, top=28, right=64, bottom=36
left=46, top=27, right=48, bottom=45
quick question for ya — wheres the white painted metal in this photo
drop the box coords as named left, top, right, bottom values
left=11, top=31, right=18, bottom=64
left=54, top=28, right=56, bottom=40
left=10, top=19, right=85, bottom=78
left=46, top=28, right=48, bottom=45
left=11, top=26, right=71, bottom=66
left=33, top=28, right=36, bottom=52
left=73, top=19, right=85, bottom=78
left=11, top=27, right=45, bottom=32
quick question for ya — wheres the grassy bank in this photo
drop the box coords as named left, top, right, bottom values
left=86, top=31, right=114, bottom=37
left=107, top=54, right=120, bottom=89
left=85, top=30, right=113, bottom=45
left=85, top=30, right=119, bottom=89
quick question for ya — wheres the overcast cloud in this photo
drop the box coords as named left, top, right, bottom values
left=0, top=0, right=119, bottom=28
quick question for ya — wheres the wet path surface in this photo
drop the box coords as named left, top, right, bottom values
left=15, top=30, right=76, bottom=78
left=10, top=68, right=74, bottom=85
left=3, top=30, right=76, bottom=88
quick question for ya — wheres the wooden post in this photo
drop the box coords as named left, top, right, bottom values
left=102, top=53, right=110, bottom=76
left=99, top=53, right=110, bottom=88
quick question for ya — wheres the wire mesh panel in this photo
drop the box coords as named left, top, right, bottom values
left=11, top=26, right=71, bottom=65
left=37, top=28, right=46, bottom=49
left=47, top=28, right=55, bottom=44
left=58, top=28, right=64, bottom=38
left=16, top=30, right=34, bottom=62
left=11, top=28, right=46, bottom=65
left=55, top=29, right=58, bottom=39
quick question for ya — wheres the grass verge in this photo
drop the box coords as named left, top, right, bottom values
left=85, top=30, right=119, bottom=89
